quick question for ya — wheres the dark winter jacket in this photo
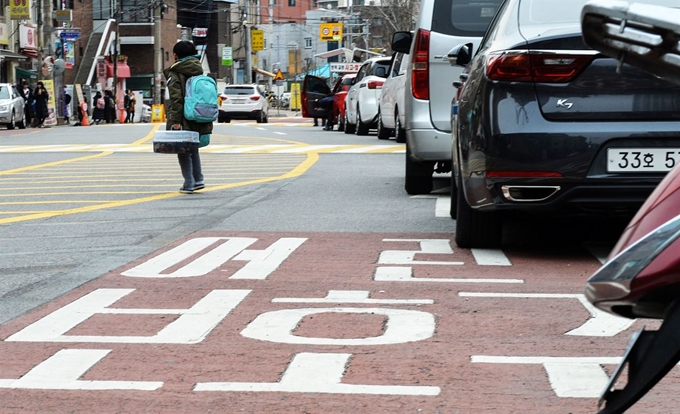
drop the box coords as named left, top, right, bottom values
left=92, top=93, right=105, bottom=120
left=163, top=55, right=213, bottom=135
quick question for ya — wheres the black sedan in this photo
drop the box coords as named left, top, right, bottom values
left=449, top=0, right=680, bottom=248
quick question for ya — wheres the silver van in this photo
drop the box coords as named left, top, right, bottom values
left=392, top=0, right=503, bottom=194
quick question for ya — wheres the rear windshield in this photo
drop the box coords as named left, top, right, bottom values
left=223, top=87, right=255, bottom=95
left=371, top=61, right=391, bottom=78
left=520, top=0, right=680, bottom=26
left=432, top=0, right=504, bottom=37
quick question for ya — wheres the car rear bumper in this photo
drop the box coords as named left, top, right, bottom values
left=219, top=109, right=263, bottom=119
left=406, top=127, right=452, bottom=162
left=467, top=177, right=661, bottom=216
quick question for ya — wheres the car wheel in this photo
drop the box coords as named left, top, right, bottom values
left=377, top=111, right=391, bottom=140
left=218, top=113, right=227, bottom=123
left=449, top=171, right=458, bottom=219
left=256, top=111, right=264, bottom=123
left=454, top=173, right=502, bottom=248
left=355, top=106, right=369, bottom=136
left=337, top=117, right=345, bottom=132
left=404, top=144, right=434, bottom=195
left=17, top=116, right=26, bottom=129
left=7, top=112, right=15, bottom=130
left=395, top=111, right=406, bottom=144
left=344, top=111, right=355, bottom=134
left=263, top=111, right=269, bottom=123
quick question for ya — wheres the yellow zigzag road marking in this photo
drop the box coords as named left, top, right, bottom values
left=0, top=144, right=405, bottom=154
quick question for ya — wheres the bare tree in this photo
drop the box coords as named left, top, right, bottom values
left=354, top=0, right=419, bottom=53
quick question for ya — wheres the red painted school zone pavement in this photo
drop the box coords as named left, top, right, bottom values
left=0, top=231, right=678, bottom=413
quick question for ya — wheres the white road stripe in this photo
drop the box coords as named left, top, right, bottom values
left=470, top=249, right=512, bottom=266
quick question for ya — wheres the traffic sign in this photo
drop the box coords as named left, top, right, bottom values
left=274, top=70, right=284, bottom=81
left=252, top=29, right=264, bottom=51
left=320, top=23, right=342, bottom=42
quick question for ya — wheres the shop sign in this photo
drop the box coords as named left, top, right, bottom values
left=19, top=24, right=37, bottom=51
left=10, top=0, right=31, bottom=21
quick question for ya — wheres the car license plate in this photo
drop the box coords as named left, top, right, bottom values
left=233, top=99, right=246, bottom=104
left=607, top=148, right=680, bottom=172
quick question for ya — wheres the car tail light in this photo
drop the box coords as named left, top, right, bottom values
left=486, top=171, right=563, bottom=178
left=411, top=28, right=430, bottom=100
left=486, top=51, right=594, bottom=83
left=367, top=80, right=384, bottom=89
left=250, top=96, right=261, bottom=101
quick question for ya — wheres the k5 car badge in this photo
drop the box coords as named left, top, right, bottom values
left=556, top=99, right=573, bottom=109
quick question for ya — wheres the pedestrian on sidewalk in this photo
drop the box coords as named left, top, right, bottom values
left=164, top=40, right=213, bottom=194
left=33, top=82, right=49, bottom=128
left=18, top=80, right=33, bottom=127
left=92, top=91, right=105, bottom=125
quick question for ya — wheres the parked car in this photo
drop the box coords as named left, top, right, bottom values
left=0, top=83, right=26, bottom=130
left=391, top=0, right=504, bottom=195
left=447, top=0, right=680, bottom=248
left=343, top=56, right=391, bottom=136
left=332, top=73, right=356, bottom=132
left=218, top=84, right=268, bottom=123
left=377, top=52, right=410, bottom=142
left=301, top=75, right=332, bottom=123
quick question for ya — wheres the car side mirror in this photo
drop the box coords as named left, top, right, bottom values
left=447, top=43, right=473, bottom=67
left=391, top=31, right=412, bottom=54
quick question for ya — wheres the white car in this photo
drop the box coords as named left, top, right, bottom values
left=343, top=57, right=392, bottom=136
left=377, top=52, right=410, bottom=142
left=218, top=84, right=269, bottom=123
left=0, top=83, right=26, bottom=130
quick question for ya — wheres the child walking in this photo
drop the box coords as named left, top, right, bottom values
left=163, top=41, right=213, bottom=194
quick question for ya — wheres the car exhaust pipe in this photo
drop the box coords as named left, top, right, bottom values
left=501, top=185, right=561, bottom=202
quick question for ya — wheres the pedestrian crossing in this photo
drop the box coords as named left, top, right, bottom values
left=0, top=144, right=405, bottom=154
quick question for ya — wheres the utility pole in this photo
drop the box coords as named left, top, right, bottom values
left=153, top=1, right=163, bottom=104
left=244, top=2, right=252, bottom=84
left=113, top=3, right=120, bottom=106
left=268, top=0, right=273, bottom=90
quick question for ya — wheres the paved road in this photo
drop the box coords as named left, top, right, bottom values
left=0, top=122, right=674, bottom=413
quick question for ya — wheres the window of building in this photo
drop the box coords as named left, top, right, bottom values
left=121, top=0, right=151, bottom=23
left=288, top=0, right=295, bottom=6
left=304, top=38, right=312, bottom=49
left=93, top=0, right=114, bottom=20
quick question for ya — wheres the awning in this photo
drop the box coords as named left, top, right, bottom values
left=254, top=67, right=276, bottom=78
left=21, top=49, right=37, bottom=58
left=0, top=50, right=28, bottom=61
left=106, top=60, right=131, bottom=78
left=314, top=48, right=353, bottom=60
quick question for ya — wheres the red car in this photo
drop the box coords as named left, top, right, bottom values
left=331, top=73, right=356, bottom=132
left=301, top=73, right=356, bottom=131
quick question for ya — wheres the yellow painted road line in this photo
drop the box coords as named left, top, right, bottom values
left=0, top=152, right=318, bottom=225
left=0, top=152, right=113, bottom=176
left=132, top=124, right=161, bottom=146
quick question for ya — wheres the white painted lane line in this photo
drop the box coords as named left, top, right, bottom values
left=272, top=145, right=336, bottom=153
left=471, top=356, right=622, bottom=398
left=272, top=290, right=433, bottom=305
left=376, top=266, right=523, bottom=284
left=256, top=127, right=267, bottom=131
left=274, top=131, right=287, bottom=135
left=470, top=249, right=512, bottom=266
left=458, top=292, right=634, bottom=336
left=436, top=196, right=450, bottom=217
left=0, top=349, right=163, bottom=390
left=196, top=352, right=440, bottom=395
